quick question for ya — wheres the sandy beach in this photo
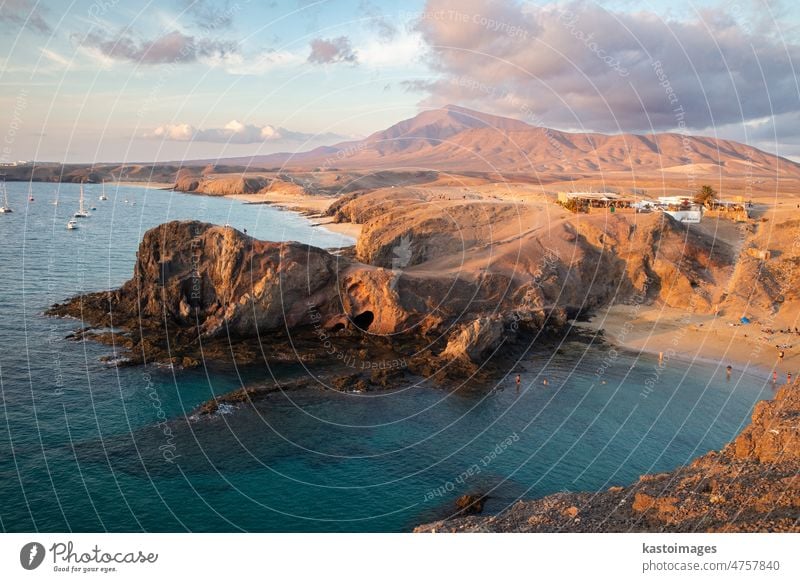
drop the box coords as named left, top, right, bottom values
left=225, top=192, right=362, bottom=240
left=117, top=181, right=174, bottom=190
left=577, top=303, right=800, bottom=379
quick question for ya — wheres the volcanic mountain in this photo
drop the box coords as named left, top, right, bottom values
left=191, top=104, right=800, bottom=178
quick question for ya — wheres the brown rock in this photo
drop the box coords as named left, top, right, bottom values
left=563, top=506, right=579, bottom=518
left=455, top=494, right=488, bottom=516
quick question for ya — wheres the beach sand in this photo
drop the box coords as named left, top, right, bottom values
left=225, top=192, right=361, bottom=240
left=117, top=181, right=174, bottom=190
left=577, top=303, right=800, bottom=379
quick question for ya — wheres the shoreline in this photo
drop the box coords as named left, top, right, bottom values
left=224, top=192, right=362, bottom=240
left=576, top=303, right=798, bottom=381
left=113, top=181, right=174, bottom=190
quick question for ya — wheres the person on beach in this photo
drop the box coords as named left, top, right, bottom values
left=543, top=378, right=548, bottom=386
left=515, top=374, right=521, bottom=392
left=773, top=371, right=778, bottom=383
left=788, top=372, right=793, bottom=384
left=726, top=365, right=732, bottom=380
left=779, top=349, right=785, bottom=363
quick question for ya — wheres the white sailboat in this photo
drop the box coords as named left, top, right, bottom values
left=99, top=180, right=108, bottom=201
left=27, top=182, right=34, bottom=201
left=66, top=219, right=78, bottom=230
left=0, top=179, right=12, bottom=213
left=74, top=183, right=91, bottom=218
left=52, top=188, right=59, bottom=205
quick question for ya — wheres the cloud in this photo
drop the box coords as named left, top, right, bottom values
left=359, top=31, right=425, bottom=68
left=748, top=112, right=800, bottom=143
left=0, top=0, right=51, bottom=34
left=359, top=0, right=398, bottom=40
left=410, top=0, right=800, bottom=134
left=148, top=120, right=344, bottom=144
left=39, top=48, right=72, bottom=70
left=208, top=49, right=304, bottom=75
left=75, top=30, right=238, bottom=65
left=307, top=36, right=358, bottom=64
left=179, top=0, right=238, bottom=32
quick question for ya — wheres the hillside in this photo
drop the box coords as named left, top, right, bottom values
left=201, top=105, right=800, bottom=179
left=5, top=105, right=800, bottom=193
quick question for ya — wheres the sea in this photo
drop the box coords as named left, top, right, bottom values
left=0, top=181, right=776, bottom=532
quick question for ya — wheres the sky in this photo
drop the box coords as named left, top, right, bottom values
left=0, top=0, right=799, bottom=163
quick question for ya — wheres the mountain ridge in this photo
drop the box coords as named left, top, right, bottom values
left=182, top=105, right=800, bottom=178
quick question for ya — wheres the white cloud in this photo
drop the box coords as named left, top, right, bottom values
left=358, top=31, right=425, bottom=68
left=205, top=49, right=304, bottom=75
left=153, top=123, right=195, bottom=141
left=40, top=48, right=72, bottom=69
left=147, top=120, right=344, bottom=145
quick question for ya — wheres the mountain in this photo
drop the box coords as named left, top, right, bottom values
left=186, top=105, right=800, bottom=178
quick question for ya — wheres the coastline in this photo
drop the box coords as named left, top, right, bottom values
left=576, top=303, right=798, bottom=380
left=416, top=380, right=800, bottom=533
left=113, top=181, right=174, bottom=190
left=225, top=192, right=362, bottom=240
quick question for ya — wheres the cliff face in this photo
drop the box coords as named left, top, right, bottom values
left=49, top=206, right=733, bottom=376
left=173, top=173, right=270, bottom=196
left=57, top=220, right=414, bottom=339
left=416, top=382, right=800, bottom=533
left=124, top=221, right=346, bottom=337
left=339, top=188, right=732, bottom=315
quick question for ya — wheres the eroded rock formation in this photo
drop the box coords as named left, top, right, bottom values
left=49, top=208, right=732, bottom=378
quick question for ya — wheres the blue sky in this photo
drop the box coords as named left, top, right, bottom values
left=1, top=0, right=799, bottom=163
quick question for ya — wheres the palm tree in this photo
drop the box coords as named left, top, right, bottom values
left=694, top=185, right=717, bottom=208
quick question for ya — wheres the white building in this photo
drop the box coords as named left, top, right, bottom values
left=656, top=196, right=703, bottom=223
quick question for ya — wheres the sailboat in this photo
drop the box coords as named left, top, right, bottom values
left=99, top=180, right=108, bottom=201
left=27, top=182, right=34, bottom=201
left=0, top=179, right=12, bottom=213
left=74, top=183, right=91, bottom=218
left=52, top=188, right=59, bottom=205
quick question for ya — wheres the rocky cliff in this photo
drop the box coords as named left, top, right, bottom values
left=416, top=382, right=800, bottom=532
left=334, top=187, right=732, bottom=314
left=46, top=220, right=549, bottom=376
left=49, top=205, right=732, bottom=379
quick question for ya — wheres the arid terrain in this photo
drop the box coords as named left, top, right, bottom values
left=8, top=105, right=800, bottom=196
left=45, top=105, right=800, bottom=533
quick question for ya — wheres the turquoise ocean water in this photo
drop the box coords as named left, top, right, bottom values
left=0, top=182, right=774, bottom=532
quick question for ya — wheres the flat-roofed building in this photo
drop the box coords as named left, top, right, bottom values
left=557, top=191, right=638, bottom=208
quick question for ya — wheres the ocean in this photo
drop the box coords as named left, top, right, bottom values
left=0, top=182, right=774, bottom=532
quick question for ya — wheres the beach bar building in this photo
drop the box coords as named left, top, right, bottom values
left=557, top=191, right=638, bottom=211
left=657, top=196, right=703, bottom=223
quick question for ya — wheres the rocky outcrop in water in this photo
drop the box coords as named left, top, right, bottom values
left=415, top=381, right=800, bottom=532
left=48, top=207, right=732, bottom=380
left=47, top=221, right=538, bottom=376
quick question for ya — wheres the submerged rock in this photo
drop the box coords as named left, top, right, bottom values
left=416, top=381, right=800, bottom=532
left=455, top=493, right=489, bottom=516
